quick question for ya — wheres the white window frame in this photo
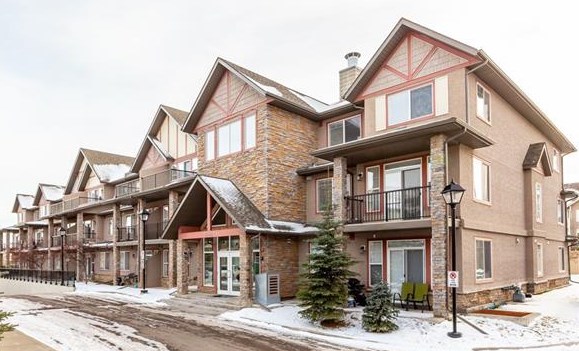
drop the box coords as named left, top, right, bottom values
left=327, top=114, right=361, bottom=147
left=475, top=238, right=493, bottom=281
left=244, top=114, right=256, bottom=149
left=217, top=120, right=242, bottom=157
left=366, top=165, right=381, bottom=213
left=553, top=149, right=560, bottom=173
left=316, top=178, right=333, bottom=213
left=558, top=246, right=566, bottom=272
left=557, top=199, right=564, bottom=225
left=536, top=183, right=543, bottom=223
left=368, top=240, right=383, bottom=287
left=205, top=130, right=215, bottom=161
left=203, top=238, right=214, bottom=286
left=120, top=251, right=130, bottom=271
left=100, top=252, right=111, bottom=270
left=387, top=83, right=434, bottom=126
left=537, top=243, right=544, bottom=277
left=476, top=83, right=491, bottom=123
left=162, top=249, right=169, bottom=277
left=473, top=157, right=491, bottom=203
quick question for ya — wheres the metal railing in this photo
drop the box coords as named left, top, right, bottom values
left=117, top=226, right=137, bottom=242
left=50, top=202, right=64, bottom=215
left=144, top=221, right=168, bottom=240
left=345, top=186, right=431, bottom=224
left=83, top=228, right=96, bottom=243
left=115, top=179, right=140, bottom=198
left=141, top=169, right=195, bottom=192
left=0, top=268, right=75, bottom=286
left=32, top=240, right=47, bottom=249
left=62, top=196, right=101, bottom=211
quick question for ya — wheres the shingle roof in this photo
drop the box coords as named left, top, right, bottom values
left=522, top=142, right=552, bottom=176
left=33, top=183, right=65, bottom=206
left=80, top=148, right=134, bottom=168
left=160, top=105, right=189, bottom=126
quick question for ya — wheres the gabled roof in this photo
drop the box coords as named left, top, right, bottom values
left=162, top=175, right=317, bottom=239
left=64, top=148, right=134, bottom=194
left=12, top=194, right=35, bottom=213
left=33, top=183, right=65, bottom=206
left=343, top=18, right=575, bottom=154
left=182, top=58, right=355, bottom=131
left=130, top=104, right=190, bottom=173
left=523, top=142, right=552, bottom=176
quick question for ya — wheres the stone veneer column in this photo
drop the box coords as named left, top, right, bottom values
left=430, top=134, right=449, bottom=318
left=47, top=218, right=54, bottom=270
left=167, top=240, right=177, bottom=287
left=76, top=212, right=84, bottom=281
left=27, top=226, right=34, bottom=250
left=176, top=239, right=187, bottom=295
left=168, top=191, right=179, bottom=217
left=332, top=157, right=348, bottom=222
left=112, top=204, right=121, bottom=285
left=239, top=233, right=252, bottom=306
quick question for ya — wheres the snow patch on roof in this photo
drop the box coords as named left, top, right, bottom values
left=24, top=220, right=49, bottom=226
left=288, top=90, right=352, bottom=113
left=243, top=76, right=283, bottom=96
left=17, top=195, right=35, bottom=210
left=93, top=164, right=131, bottom=182
left=149, top=136, right=172, bottom=159
left=41, top=185, right=65, bottom=202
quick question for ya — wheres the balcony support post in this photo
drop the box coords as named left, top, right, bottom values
left=113, top=204, right=121, bottom=285
left=47, top=219, right=54, bottom=270
left=332, top=156, right=348, bottom=223
left=168, top=240, right=177, bottom=287
left=76, top=212, right=84, bottom=282
left=137, top=199, right=146, bottom=289
left=430, top=133, right=449, bottom=318
left=176, top=239, right=187, bottom=295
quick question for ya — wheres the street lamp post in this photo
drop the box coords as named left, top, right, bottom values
left=59, top=227, right=66, bottom=286
left=139, top=209, right=150, bottom=294
left=441, top=180, right=465, bottom=339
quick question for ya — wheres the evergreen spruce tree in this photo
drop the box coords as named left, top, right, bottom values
left=362, top=281, right=399, bottom=332
left=0, top=310, right=14, bottom=340
left=297, top=209, right=355, bottom=325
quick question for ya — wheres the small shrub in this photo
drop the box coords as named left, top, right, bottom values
left=0, top=310, right=14, bottom=340
left=362, top=282, right=399, bottom=333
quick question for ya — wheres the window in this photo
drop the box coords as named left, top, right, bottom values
left=17, top=212, right=23, bottom=223
left=100, top=252, right=111, bottom=270
left=40, top=205, right=47, bottom=218
left=536, top=183, right=543, bottom=223
left=191, top=157, right=199, bottom=171
left=120, top=251, right=130, bottom=271
left=388, top=84, right=433, bottom=125
left=162, top=249, right=169, bottom=277
left=54, top=255, right=61, bottom=270
left=553, top=149, right=560, bottom=173
left=316, top=178, right=333, bottom=213
left=369, top=241, right=383, bottom=286
left=476, top=83, right=490, bottom=122
left=162, top=205, right=169, bottom=226
left=244, top=114, right=256, bottom=149
left=205, top=130, right=215, bottom=161
left=558, top=247, right=566, bottom=272
left=366, top=166, right=380, bottom=212
left=473, top=157, right=490, bottom=202
left=218, top=120, right=242, bottom=157
left=557, top=199, right=564, bottom=224
left=475, top=239, right=492, bottom=280
left=328, top=115, right=361, bottom=146
left=251, top=237, right=260, bottom=275
left=108, top=218, right=114, bottom=237
left=203, top=238, right=214, bottom=286
left=88, top=188, right=103, bottom=202
left=537, top=243, right=544, bottom=277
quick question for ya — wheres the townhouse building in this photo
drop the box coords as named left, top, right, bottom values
left=1, top=18, right=575, bottom=316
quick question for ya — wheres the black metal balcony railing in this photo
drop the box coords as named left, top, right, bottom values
left=51, top=235, right=77, bottom=247
left=346, top=186, right=431, bottom=224
left=83, top=228, right=96, bottom=243
left=115, top=179, right=140, bottom=198
left=32, top=240, right=47, bottom=249
left=117, top=226, right=137, bottom=242
left=0, top=268, right=75, bottom=287
left=144, top=221, right=169, bottom=240
left=141, top=169, right=195, bottom=192
left=51, top=236, right=61, bottom=247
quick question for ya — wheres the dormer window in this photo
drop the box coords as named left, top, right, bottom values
left=328, top=115, right=361, bottom=146
left=387, top=84, right=433, bottom=125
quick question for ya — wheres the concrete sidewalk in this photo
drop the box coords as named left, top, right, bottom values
left=0, top=329, right=55, bottom=350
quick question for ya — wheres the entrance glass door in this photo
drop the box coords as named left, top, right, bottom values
left=387, top=240, right=425, bottom=294
left=384, top=159, right=422, bottom=220
left=217, top=236, right=241, bottom=296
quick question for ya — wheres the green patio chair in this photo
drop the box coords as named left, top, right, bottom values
left=407, top=283, right=431, bottom=312
left=392, top=282, right=414, bottom=309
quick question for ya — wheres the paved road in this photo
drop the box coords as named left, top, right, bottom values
left=13, top=294, right=350, bottom=351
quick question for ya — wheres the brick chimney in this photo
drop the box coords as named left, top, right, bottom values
left=339, top=52, right=362, bottom=98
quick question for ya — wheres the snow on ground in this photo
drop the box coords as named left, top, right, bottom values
left=0, top=298, right=168, bottom=351
left=72, top=282, right=176, bottom=306
left=221, top=277, right=579, bottom=351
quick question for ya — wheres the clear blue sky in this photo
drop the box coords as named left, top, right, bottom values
left=1, top=0, right=578, bottom=227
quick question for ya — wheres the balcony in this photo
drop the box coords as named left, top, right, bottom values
left=83, top=228, right=96, bottom=243
left=144, top=221, right=168, bottom=240
left=62, top=196, right=102, bottom=212
left=50, top=202, right=63, bottom=215
left=115, top=179, right=140, bottom=198
left=32, top=240, right=47, bottom=249
left=346, top=186, right=431, bottom=224
left=117, top=226, right=137, bottom=242
left=51, top=236, right=62, bottom=247
left=141, top=169, right=195, bottom=192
